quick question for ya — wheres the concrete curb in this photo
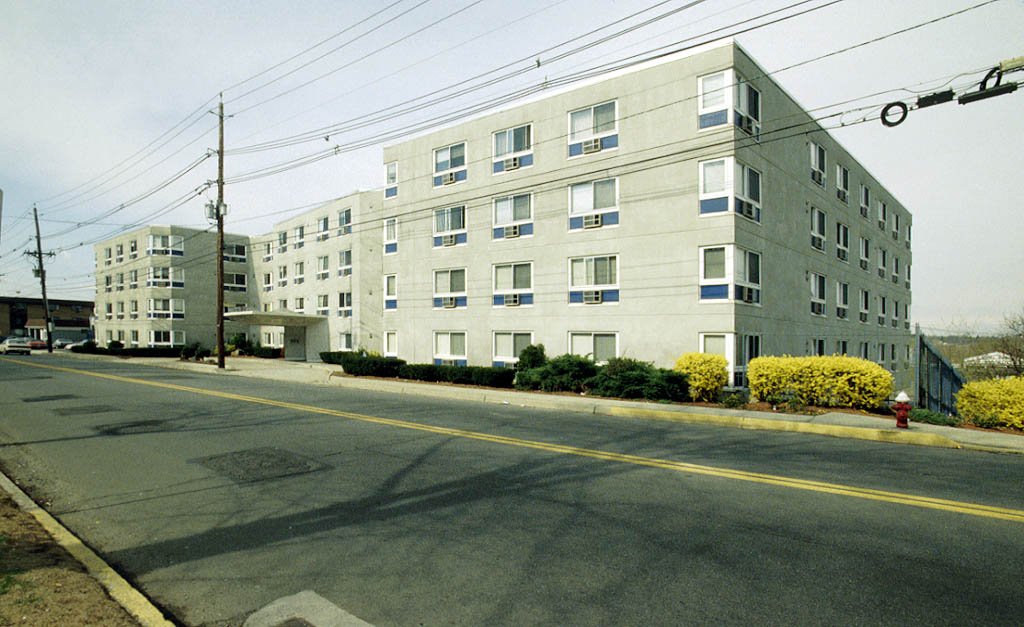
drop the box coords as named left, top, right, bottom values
left=0, top=471, right=174, bottom=627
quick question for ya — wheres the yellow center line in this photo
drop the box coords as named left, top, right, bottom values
left=7, top=358, right=1024, bottom=523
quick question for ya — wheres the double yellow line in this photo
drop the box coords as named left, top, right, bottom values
left=9, top=358, right=1024, bottom=524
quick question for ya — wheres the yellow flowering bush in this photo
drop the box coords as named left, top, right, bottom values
left=747, top=355, right=892, bottom=409
left=674, top=353, right=728, bottom=401
left=955, top=376, right=1024, bottom=429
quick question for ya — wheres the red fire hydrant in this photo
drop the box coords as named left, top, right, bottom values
left=893, top=391, right=912, bottom=429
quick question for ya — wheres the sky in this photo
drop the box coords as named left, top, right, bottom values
left=1, top=0, right=1021, bottom=334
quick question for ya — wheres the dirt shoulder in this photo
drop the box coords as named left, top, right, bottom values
left=0, top=491, right=139, bottom=626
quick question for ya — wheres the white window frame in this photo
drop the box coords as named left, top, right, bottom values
left=294, top=297, right=305, bottom=314
left=316, top=294, right=329, bottom=316
left=337, top=208, right=352, bottom=235
left=810, top=141, right=826, bottom=187
left=317, top=255, right=330, bottom=280
left=836, top=222, right=850, bottom=262
left=294, top=225, right=305, bottom=249
left=569, top=331, right=618, bottom=365
left=836, top=164, right=850, bottom=203
left=386, top=162, right=397, bottom=186
left=433, top=268, right=467, bottom=301
left=434, top=331, right=467, bottom=361
left=734, top=75, right=761, bottom=137
left=262, top=241, right=273, bottom=262
left=860, top=185, right=871, bottom=219
left=223, top=272, right=246, bottom=291
left=493, top=193, right=532, bottom=228
left=337, top=291, right=353, bottom=317
left=434, top=142, right=466, bottom=174
left=859, top=288, right=871, bottom=323
left=294, top=261, right=305, bottom=285
left=697, top=70, right=729, bottom=121
left=385, top=331, right=398, bottom=357
left=148, top=298, right=184, bottom=318
left=384, top=218, right=398, bottom=253
left=317, top=216, right=330, bottom=241
left=384, top=274, right=397, bottom=311
left=338, top=249, right=352, bottom=276
left=433, top=205, right=466, bottom=236
left=569, top=255, right=617, bottom=289
left=836, top=281, right=849, bottom=319
left=568, top=101, right=617, bottom=144
left=810, top=272, right=826, bottom=316
left=568, top=178, right=617, bottom=217
left=147, top=234, right=183, bottom=255
left=493, top=262, right=532, bottom=296
left=278, top=231, right=288, bottom=253
left=494, top=331, right=533, bottom=365
left=811, top=207, right=826, bottom=251
left=735, top=162, right=761, bottom=221
left=493, top=123, right=532, bottom=160
left=278, top=265, right=288, bottom=287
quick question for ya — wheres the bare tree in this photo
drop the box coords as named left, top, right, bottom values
left=993, top=309, right=1024, bottom=376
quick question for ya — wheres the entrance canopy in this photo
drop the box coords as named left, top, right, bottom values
left=225, top=310, right=330, bottom=361
left=224, top=310, right=326, bottom=327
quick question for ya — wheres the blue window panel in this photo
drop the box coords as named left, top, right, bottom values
left=569, top=216, right=584, bottom=230
left=385, top=186, right=398, bottom=198
left=519, top=222, right=534, bottom=236
left=455, top=232, right=467, bottom=245
left=455, top=169, right=467, bottom=182
left=568, top=142, right=583, bottom=157
left=700, top=197, right=729, bottom=214
left=602, top=211, right=619, bottom=226
left=601, top=289, right=619, bottom=302
left=171, top=250, right=184, bottom=256
left=432, top=175, right=443, bottom=186
left=456, top=296, right=467, bottom=307
left=385, top=299, right=397, bottom=310
left=699, top=110, right=728, bottom=128
left=172, top=313, right=184, bottom=319
left=601, top=134, right=618, bottom=149
left=433, top=359, right=443, bottom=365
left=519, top=153, right=534, bottom=167
left=493, top=361, right=505, bottom=368
left=700, top=284, right=729, bottom=299
left=520, top=293, right=534, bottom=305
left=493, top=294, right=504, bottom=306
left=384, top=242, right=398, bottom=254
left=172, top=281, right=184, bottom=288
left=492, top=160, right=504, bottom=174
left=433, top=236, right=443, bottom=247
left=493, top=227, right=505, bottom=240
left=433, top=297, right=443, bottom=308
left=568, top=291, right=584, bottom=303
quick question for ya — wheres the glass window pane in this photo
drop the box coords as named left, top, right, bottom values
left=513, top=333, right=531, bottom=357
left=435, top=271, right=447, bottom=294
left=451, top=207, right=464, bottom=231
left=435, top=333, right=446, bottom=354
left=513, top=264, right=531, bottom=289
left=451, top=333, right=466, bottom=356
left=495, top=198, right=512, bottom=225
left=570, top=109, right=591, bottom=141
left=494, top=131, right=508, bottom=157
left=449, top=143, right=465, bottom=168
left=747, top=87, right=760, bottom=121
left=594, top=179, right=616, bottom=209
left=702, top=73, right=725, bottom=109
left=571, top=183, right=592, bottom=214
left=570, top=333, right=591, bottom=356
left=594, top=102, right=615, bottom=134
left=435, top=148, right=448, bottom=173
left=495, top=333, right=512, bottom=358
left=703, top=160, right=725, bottom=194
left=703, top=334, right=726, bottom=356
left=450, top=269, right=465, bottom=292
left=746, top=168, right=760, bottom=203
left=435, top=209, right=446, bottom=233
left=748, top=253, right=760, bottom=285
left=704, top=248, right=725, bottom=279
left=495, top=265, right=512, bottom=290
left=512, top=194, right=531, bottom=221
left=570, top=259, right=586, bottom=287
left=386, top=275, right=396, bottom=295
left=513, top=125, right=530, bottom=152
left=594, top=334, right=616, bottom=362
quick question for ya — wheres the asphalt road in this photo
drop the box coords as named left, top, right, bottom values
left=1, top=354, right=1023, bottom=626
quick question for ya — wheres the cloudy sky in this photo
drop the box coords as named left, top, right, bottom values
left=1, top=0, right=1021, bottom=333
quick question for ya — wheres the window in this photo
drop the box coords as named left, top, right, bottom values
left=494, top=262, right=532, bottom=306
left=223, top=273, right=246, bottom=291
left=700, top=246, right=759, bottom=302
left=860, top=185, right=871, bottom=219
left=104, top=275, right=112, bottom=292
left=877, top=200, right=888, bottom=231
left=278, top=299, right=288, bottom=311
left=148, top=298, right=184, bottom=319
left=905, top=263, right=911, bottom=289
left=294, top=262, right=305, bottom=284
left=105, top=303, right=112, bottom=319
left=735, top=249, right=761, bottom=304
left=384, top=274, right=397, bottom=310
left=263, top=273, right=273, bottom=292
left=570, top=255, right=617, bottom=304
left=129, top=239, right=138, bottom=259
left=294, top=297, right=305, bottom=314
left=338, top=333, right=353, bottom=351
left=317, top=255, right=330, bottom=280
left=147, top=267, right=183, bottom=288
left=434, top=331, right=467, bottom=364
left=262, top=241, right=273, bottom=262
left=892, top=213, right=901, bottom=240
left=734, top=76, right=760, bottom=137
left=150, top=330, right=185, bottom=347
left=147, top=234, right=183, bottom=256
left=836, top=281, right=849, bottom=319
left=569, top=101, right=616, bottom=143
left=129, top=300, right=138, bottom=319
left=878, top=343, right=886, bottom=363
left=836, top=222, right=850, bottom=262
left=104, top=247, right=112, bottom=265
left=811, top=208, right=826, bottom=251
left=811, top=338, right=826, bottom=357
left=385, top=331, right=398, bottom=357
left=384, top=218, right=397, bottom=254
left=878, top=247, right=888, bottom=278
left=128, top=270, right=138, bottom=289
left=700, top=246, right=726, bottom=297
left=570, top=332, right=617, bottom=364
left=130, top=330, right=139, bottom=346
left=735, top=334, right=761, bottom=387
left=115, top=243, right=123, bottom=262
left=859, top=341, right=870, bottom=360
left=493, top=193, right=532, bottom=228
left=859, top=288, right=871, bottom=323
left=569, top=178, right=617, bottom=228
left=698, top=71, right=728, bottom=128
left=294, top=225, right=305, bottom=249
left=317, top=294, right=329, bottom=316
left=493, top=124, right=533, bottom=172
left=859, top=237, right=871, bottom=271
left=434, top=206, right=466, bottom=246
left=836, top=165, right=850, bottom=203
left=337, top=292, right=352, bottom=317
left=434, top=142, right=466, bottom=185
left=810, top=272, right=826, bottom=316
left=278, top=265, right=288, bottom=287
left=810, top=142, right=826, bottom=187
left=333, top=208, right=351, bottom=236
left=433, top=268, right=467, bottom=308
left=317, top=216, right=330, bottom=241
left=494, top=332, right=533, bottom=366
left=836, top=340, right=848, bottom=356
left=338, top=249, right=352, bottom=277
left=893, top=256, right=901, bottom=283
left=699, top=333, right=731, bottom=380
left=116, top=273, right=124, bottom=291
left=698, top=158, right=760, bottom=221
left=735, top=163, right=761, bottom=221
left=278, top=231, right=288, bottom=253
left=385, top=163, right=398, bottom=198
left=879, top=295, right=887, bottom=326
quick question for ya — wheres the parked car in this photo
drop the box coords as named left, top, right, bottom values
left=0, top=337, right=32, bottom=355
left=53, top=338, right=73, bottom=349
left=28, top=338, right=47, bottom=349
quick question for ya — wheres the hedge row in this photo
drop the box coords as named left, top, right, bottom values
left=512, top=351, right=690, bottom=402
left=955, top=376, right=1024, bottom=429
left=320, top=352, right=515, bottom=388
left=747, top=355, right=892, bottom=409
left=70, top=342, right=181, bottom=358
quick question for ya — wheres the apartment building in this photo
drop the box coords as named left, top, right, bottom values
left=91, top=39, right=913, bottom=392
left=93, top=226, right=253, bottom=349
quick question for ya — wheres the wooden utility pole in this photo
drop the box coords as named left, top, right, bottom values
left=32, top=206, right=54, bottom=353
left=216, top=96, right=226, bottom=369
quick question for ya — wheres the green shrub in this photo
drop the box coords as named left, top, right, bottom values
left=908, top=408, right=961, bottom=426
left=195, top=346, right=212, bottom=360
left=229, top=333, right=254, bottom=356
left=107, top=340, right=124, bottom=353
left=583, top=358, right=689, bottom=402
left=955, top=376, right=1024, bottom=430
left=180, top=343, right=198, bottom=360
left=720, top=390, right=749, bottom=408
left=516, top=344, right=547, bottom=372
left=121, top=347, right=181, bottom=358
left=321, top=351, right=406, bottom=377
left=674, top=353, right=728, bottom=402
left=397, top=363, right=443, bottom=382
left=747, top=355, right=892, bottom=409
left=253, top=345, right=282, bottom=359
left=515, top=353, right=598, bottom=393
left=70, top=340, right=99, bottom=354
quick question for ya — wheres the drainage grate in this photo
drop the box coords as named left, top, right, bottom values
left=95, top=420, right=170, bottom=436
left=54, top=405, right=118, bottom=416
left=193, top=447, right=329, bottom=483
left=23, top=394, right=79, bottom=403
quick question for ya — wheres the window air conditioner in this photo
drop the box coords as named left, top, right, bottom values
left=442, top=297, right=457, bottom=308
left=442, top=234, right=457, bottom=247
left=582, top=214, right=603, bottom=229
left=811, top=301, right=824, bottom=316
left=582, top=138, right=602, bottom=154
left=811, top=235, right=824, bottom=250
left=877, top=268, right=886, bottom=279
left=860, top=206, right=869, bottom=219
left=738, top=286, right=756, bottom=303
left=877, top=219, right=886, bottom=230
left=837, top=307, right=848, bottom=319
left=837, top=248, right=848, bottom=261
left=811, top=169, right=823, bottom=186
left=878, top=315, right=886, bottom=326
left=442, top=172, right=457, bottom=185
left=859, top=312, right=869, bottom=323
left=440, top=359, right=456, bottom=366
left=837, top=189, right=848, bottom=203
left=905, top=280, right=910, bottom=290
left=736, top=114, right=758, bottom=137
left=892, top=275, right=899, bottom=284
left=504, top=224, right=520, bottom=239
left=859, top=259, right=869, bottom=271
left=737, top=200, right=755, bottom=219
left=504, top=293, right=521, bottom=307
left=583, top=290, right=603, bottom=304
left=503, top=157, right=520, bottom=171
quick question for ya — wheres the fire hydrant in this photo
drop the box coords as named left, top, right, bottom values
left=893, top=391, right=912, bottom=429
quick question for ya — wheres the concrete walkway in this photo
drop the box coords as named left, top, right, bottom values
left=73, top=352, right=1024, bottom=455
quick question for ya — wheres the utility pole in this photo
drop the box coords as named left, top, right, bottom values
left=216, top=95, right=226, bottom=369
left=31, top=205, right=54, bottom=353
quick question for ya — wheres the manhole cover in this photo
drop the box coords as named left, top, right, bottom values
left=54, top=405, right=118, bottom=416
left=95, top=420, right=170, bottom=436
left=22, top=394, right=79, bottom=403
left=193, top=447, right=329, bottom=483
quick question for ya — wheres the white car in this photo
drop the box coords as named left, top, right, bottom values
left=0, top=337, right=32, bottom=355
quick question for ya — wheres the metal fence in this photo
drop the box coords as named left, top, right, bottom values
left=915, top=325, right=966, bottom=416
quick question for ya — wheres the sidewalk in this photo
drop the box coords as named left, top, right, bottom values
left=101, top=353, right=1024, bottom=455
